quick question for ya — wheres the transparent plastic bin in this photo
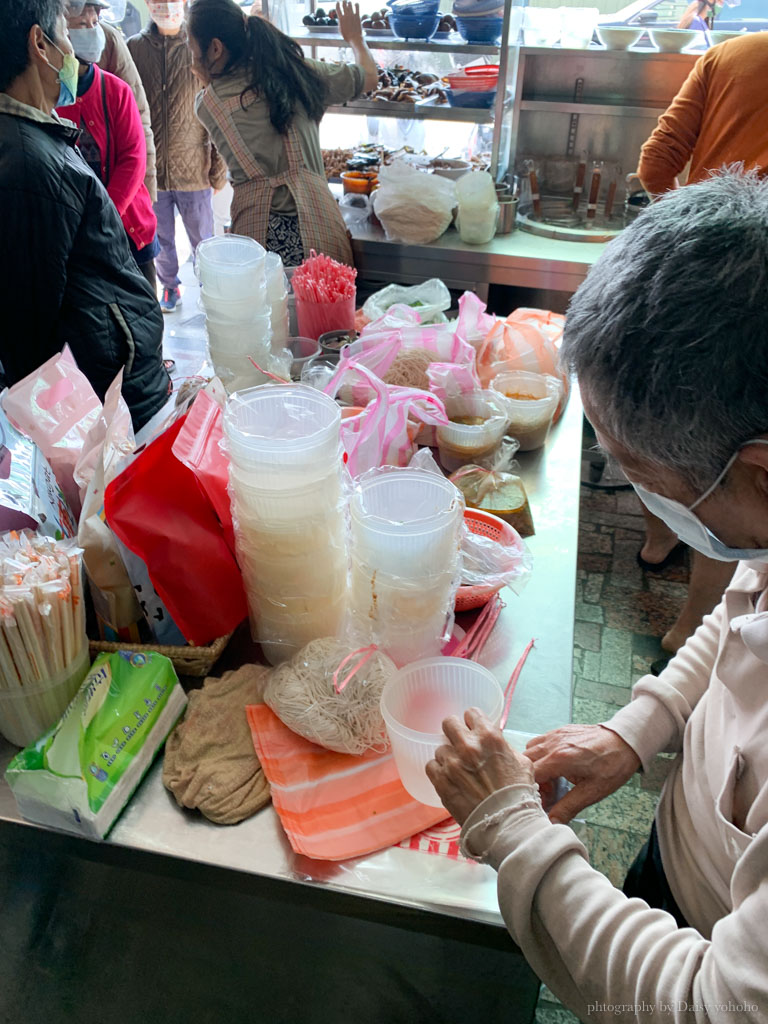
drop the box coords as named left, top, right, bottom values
left=380, top=657, right=503, bottom=805
left=350, top=469, right=463, bottom=577
left=491, top=370, right=561, bottom=451
left=436, top=392, right=509, bottom=472
left=223, top=384, right=341, bottom=475
left=199, top=286, right=268, bottom=324
left=0, top=644, right=90, bottom=747
left=196, top=235, right=267, bottom=298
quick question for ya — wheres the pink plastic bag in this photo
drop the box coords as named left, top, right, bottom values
left=476, top=306, right=568, bottom=404
left=324, top=361, right=449, bottom=476
left=4, top=346, right=102, bottom=517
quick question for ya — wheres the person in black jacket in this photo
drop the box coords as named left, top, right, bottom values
left=0, top=0, right=170, bottom=431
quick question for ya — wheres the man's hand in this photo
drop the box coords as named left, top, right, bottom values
left=426, top=708, right=535, bottom=826
left=336, top=1, right=364, bottom=43
left=525, top=724, right=641, bottom=824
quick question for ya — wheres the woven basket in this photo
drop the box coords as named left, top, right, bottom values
left=455, top=508, right=519, bottom=613
left=88, top=633, right=233, bottom=678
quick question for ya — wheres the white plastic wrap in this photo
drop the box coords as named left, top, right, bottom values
left=362, top=279, right=451, bottom=326
left=372, top=162, right=456, bottom=245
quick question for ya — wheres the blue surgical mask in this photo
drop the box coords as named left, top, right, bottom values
left=43, top=33, right=80, bottom=107
left=68, top=24, right=106, bottom=64
left=633, top=438, right=768, bottom=563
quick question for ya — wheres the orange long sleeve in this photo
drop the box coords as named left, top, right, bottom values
left=638, top=33, right=768, bottom=196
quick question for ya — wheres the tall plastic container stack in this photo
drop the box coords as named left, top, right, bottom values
left=223, top=384, right=348, bottom=665
left=348, top=468, right=464, bottom=667
left=196, top=235, right=276, bottom=391
left=267, top=253, right=291, bottom=354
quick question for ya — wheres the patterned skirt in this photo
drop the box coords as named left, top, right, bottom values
left=266, top=212, right=305, bottom=267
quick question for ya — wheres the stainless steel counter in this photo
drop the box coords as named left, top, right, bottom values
left=0, top=383, right=582, bottom=1024
left=351, top=223, right=606, bottom=296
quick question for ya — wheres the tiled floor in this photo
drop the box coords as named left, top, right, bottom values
left=535, top=439, right=689, bottom=1024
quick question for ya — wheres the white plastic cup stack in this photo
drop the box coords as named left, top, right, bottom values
left=267, top=253, right=291, bottom=353
left=348, top=468, right=464, bottom=667
left=223, top=384, right=347, bottom=664
left=196, top=235, right=282, bottom=391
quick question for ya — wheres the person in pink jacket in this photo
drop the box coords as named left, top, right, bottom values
left=57, top=2, right=159, bottom=288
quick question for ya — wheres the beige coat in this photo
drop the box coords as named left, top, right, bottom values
left=460, top=559, right=768, bottom=1023
left=99, top=21, right=157, bottom=201
left=127, top=24, right=227, bottom=194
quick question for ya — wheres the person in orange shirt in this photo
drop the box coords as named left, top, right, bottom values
left=638, top=32, right=768, bottom=196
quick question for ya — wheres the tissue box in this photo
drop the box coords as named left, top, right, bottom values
left=5, top=651, right=187, bottom=839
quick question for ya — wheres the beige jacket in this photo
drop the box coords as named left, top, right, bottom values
left=127, top=23, right=227, bottom=193
left=461, top=560, right=768, bottom=1023
left=99, top=21, right=157, bottom=201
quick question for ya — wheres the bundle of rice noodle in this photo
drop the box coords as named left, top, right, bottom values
left=382, top=347, right=435, bottom=390
left=263, top=637, right=396, bottom=755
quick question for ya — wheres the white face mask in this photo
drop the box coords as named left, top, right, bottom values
left=633, top=438, right=768, bottom=563
left=68, top=23, right=106, bottom=63
left=150, top=2, right=185, bottom=29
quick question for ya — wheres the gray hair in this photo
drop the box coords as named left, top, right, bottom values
left=562, top=167, right=768, bottom=493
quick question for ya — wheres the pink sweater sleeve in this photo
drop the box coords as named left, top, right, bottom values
left=105, top=77, right=147, bottom=218
left=638, top=53, right=710, bottom=196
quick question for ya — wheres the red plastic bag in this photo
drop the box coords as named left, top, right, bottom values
left=105, top=413, right=247, bottom=646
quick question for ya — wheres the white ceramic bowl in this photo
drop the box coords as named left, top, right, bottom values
left=597, top=25, right=643, bottom=49
left=709, top=30, right=743, bottom=46
left=432, top=159, right=472, bottom=181
left=649, top=28, right=697, bottom=52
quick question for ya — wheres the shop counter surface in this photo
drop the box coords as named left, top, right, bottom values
left=0, top=388, right=582, bottom=1024
left=350, top=222, right=606, bottom=295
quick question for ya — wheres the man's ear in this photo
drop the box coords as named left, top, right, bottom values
left=28, top=23, right=50, bottom=66
left=737, top=440, right=768, bottom=473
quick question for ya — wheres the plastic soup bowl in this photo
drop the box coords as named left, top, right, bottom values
left=223, top=384, right=341, bottom=475
left=380, top=657, right=503, bottom=805
left=350, top=469, right=463, bottom=577
left=491, top=370, right=561, bottom=451
left=436, top=392, right=509, bottom=471
left=196, top=235, right=267, bottom=298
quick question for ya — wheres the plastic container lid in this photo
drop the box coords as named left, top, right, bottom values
left=380, top=657, right=503, bottom=804
left=223, top=384, right=342, bottom=469
left=197, top=234, right=266, bottom=272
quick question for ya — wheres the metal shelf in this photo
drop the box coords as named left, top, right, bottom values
left=328, top=100, right=493, bottom=123
left=291, top=32, right=500, bottom=55
left=519, top=99, right=666, bottom=118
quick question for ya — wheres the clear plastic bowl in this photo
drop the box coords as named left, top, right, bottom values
left=229, top=464, right=343, bottom=519
left=436, top=392, right=509, bottom=472
left=490, top=370, right=561, bottom=451
left=200, top=286, right=268, bottom=324
left=196, top=235, right=267, bottom=298
left=380, top=657, right=503, bottom=804
left=223, top=384, right=341, bottom=472
left=350, top=468, right=463, bottom=577
left=287, top=337, right=321, bottom=380
left=266, top=252, right=289, bottom=302
left=206, top=313, right=272, bottom=354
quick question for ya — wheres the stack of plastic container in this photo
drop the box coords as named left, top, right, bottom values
left=223, top=384, right=348, bottom=665
left=267, top=252, right=291, bottom=354
left=196, top=235, right=275, bottom=392
left=348, top=468, right=464, bottom=667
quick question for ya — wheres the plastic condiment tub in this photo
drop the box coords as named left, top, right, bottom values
left=206, top=313, right=272, bottom=354
left=349, top=468, right=463, bottom=577
left=491, top=370, right=561, bottom=451
left=196, top=235, right=267, bottom=298
left=436, top=392, right=509, bottom=472
left=287, top=337, right=321, bottom=379
left=199, top=286, right=268, bottom=325
left=223, top=384, right=342, bottom=478
left=380, top=657, right=503, bottom=804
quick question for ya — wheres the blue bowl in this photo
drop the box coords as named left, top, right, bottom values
left=390, top=0, right=440, bottom=14
left=391, top=12, right=441, bottom=39
left=456, top=15, right=504, bottom=43
left=445, top=87, right=497, bottom=109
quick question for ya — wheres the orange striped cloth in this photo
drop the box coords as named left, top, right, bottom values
left=246, top=704, right=449, bottom=861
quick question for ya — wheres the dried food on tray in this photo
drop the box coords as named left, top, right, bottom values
left=322, top=147, right=355, bottom=180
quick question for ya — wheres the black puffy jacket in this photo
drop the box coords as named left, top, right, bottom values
left=0, top=99, right=169, bottom=430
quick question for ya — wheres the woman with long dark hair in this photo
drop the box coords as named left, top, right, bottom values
left=187, top=0, right=377, bottom=265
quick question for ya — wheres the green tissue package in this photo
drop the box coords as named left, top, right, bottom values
left=5, top=651, right=187, bottom=840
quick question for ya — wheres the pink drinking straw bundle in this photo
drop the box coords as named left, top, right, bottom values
left=292, top=250, right=357, bottom=340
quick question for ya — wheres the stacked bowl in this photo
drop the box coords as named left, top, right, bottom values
left=348, top=468, right=464, bottom=667
left=266, top=252, right=291, bottom=354
left=197, top=235, right=273, bottom=392
left=390, top=0, right=441, bottom=39
left=224, top=385, right=348, bottom=664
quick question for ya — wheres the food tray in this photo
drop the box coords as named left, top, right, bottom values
left=306, top=24, right=341, bottom=33
left=88, top=632, right=233, bottom=678
left=366, top=27, right=395, bottom=35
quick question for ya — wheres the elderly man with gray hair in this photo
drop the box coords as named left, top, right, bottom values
left=428, top=169, right=768, bottom=1023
